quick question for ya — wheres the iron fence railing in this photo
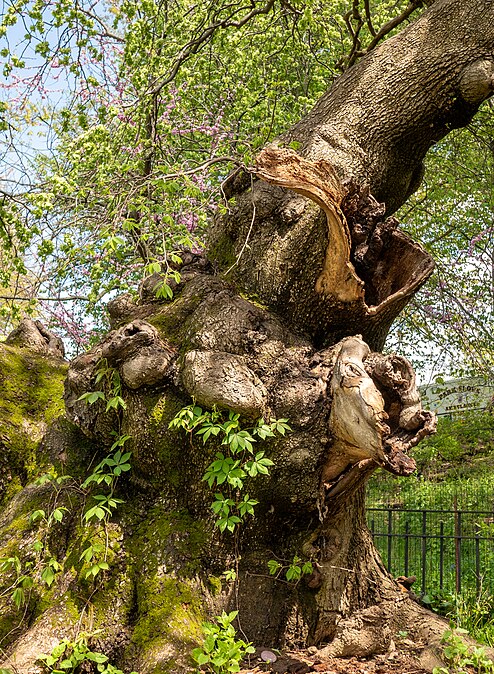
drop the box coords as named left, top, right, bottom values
left=366, top=506, right=494, bottom=596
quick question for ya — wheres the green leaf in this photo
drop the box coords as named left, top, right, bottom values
left=78, top=390, right=105, bottom=404
left=110, top=435, right=132, bottom=450
left=106, top=395, right=127, bottom=411
left=155, top=281, right=173, bottom=299
left=41, top=566, right=56, bottom=587
left=30, top=509, right=46, bottom=523
left=85, top=563, right=105, bottom=579
left=226, top=516, right=242, bottom=532
left=84, top=505, right=107, bottom=522
left=58, top=659, right=74, bottom=669
left=217, top=518, right=228, bottom=533
left=12, top=587, right=25, bottom=609
left=86, top=651, right=109, bottom=663
left=80, top=546, right=94, bottom=563
left=52, top=508, right=67, bottom=522
left=192, top=649, right=210, bottom=666
left=40, top=656, right=56, bottom=667
left=267, top=560, right=282, bottom=575
left=286, top=564, right=302, bottom=581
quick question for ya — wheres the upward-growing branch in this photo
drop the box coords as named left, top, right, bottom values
left=284, top=0, right=494, bottom=211
left=208, top=0, right=494, bottom=347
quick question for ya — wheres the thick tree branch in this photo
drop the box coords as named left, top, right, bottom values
left=285, top=0, right=494, bottom=210
left=209, top=0, right=494, bottom=348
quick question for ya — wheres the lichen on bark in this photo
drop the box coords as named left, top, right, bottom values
left=0, top=340, right=67, bottom=507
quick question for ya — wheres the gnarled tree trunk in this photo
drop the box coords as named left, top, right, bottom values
left=1, top=1, right=494, bottom=672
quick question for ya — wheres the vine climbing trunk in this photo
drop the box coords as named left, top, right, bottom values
left=1, top=1, right=494, bottom=672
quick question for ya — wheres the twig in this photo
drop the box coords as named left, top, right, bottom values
left=365, top=0, right=425, bottom=53
left=224, top=174, right=256, bottom=276
left=364, top=0, right=376, bottom=36
left=160, top=156, right=242, bottom=181
left=338, top=0, right=426, bottom=71
left=77, top=6, right=125, bottom=42
left=150, top=0, right=275, bottom=96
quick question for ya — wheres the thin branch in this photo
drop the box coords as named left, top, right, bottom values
left=439, top=286, right=494, bottom=345
left=346, top=1, right=365, bottom=69
left=338, top=0, right=426, bottom=71
left=337, top=4, right=364, bottom=71
left=343, top=10, right=355, bottom=39
left=363, top=0, right=376, bottom=36
left=150, top=0, right=275, bottom=95
left=279, top=0, right=302, bottom=15
left=224, top=175, right=257, bottom=276
left=158, top=155, right=243, bottom=180
left=0, top=295, right=91, bottom=302
left=365, top=0, right=425, bottom=54
left=77, top=7, right=125, bottom=42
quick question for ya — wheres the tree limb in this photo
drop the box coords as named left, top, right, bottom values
left=364, top=0, right=426, bottom=55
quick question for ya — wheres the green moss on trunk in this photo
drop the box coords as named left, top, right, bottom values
left=0, top=345, right=66, bottom=505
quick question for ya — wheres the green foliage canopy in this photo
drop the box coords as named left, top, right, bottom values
left=0, top=0, right=492, bottom=378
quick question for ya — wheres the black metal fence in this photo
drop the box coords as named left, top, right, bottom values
left=367, top=506, right=494, bottom=596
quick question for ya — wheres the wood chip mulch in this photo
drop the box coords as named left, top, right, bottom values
left=240, top=642, right=431, bottom=674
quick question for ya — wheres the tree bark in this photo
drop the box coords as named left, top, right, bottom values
left=1, top=2, right=494, bottom=672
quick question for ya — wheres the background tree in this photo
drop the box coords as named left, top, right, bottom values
left=391, top=104, right=494, bottom=378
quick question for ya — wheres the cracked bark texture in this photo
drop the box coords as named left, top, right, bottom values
left=1, top=1, right=494, bottom=672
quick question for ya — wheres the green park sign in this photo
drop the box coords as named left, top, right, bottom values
left=420, top=377, right=494, bottom=417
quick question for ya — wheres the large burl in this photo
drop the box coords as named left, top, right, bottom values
left=64, top=149, right=436, bottom=530
left=64, top=276, right=435, bottom=514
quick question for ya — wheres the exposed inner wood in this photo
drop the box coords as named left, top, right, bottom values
left=255, top=147, right=435, bottom=319
left=256, top=147, right=364, bottom=303
left=324, top=336, right=436, bottom=487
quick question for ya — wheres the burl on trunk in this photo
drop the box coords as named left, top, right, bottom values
left=58, top=139, right=438, bottom=657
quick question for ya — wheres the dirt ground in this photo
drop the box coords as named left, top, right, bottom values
left=241, top=641, right=432, bottom=674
